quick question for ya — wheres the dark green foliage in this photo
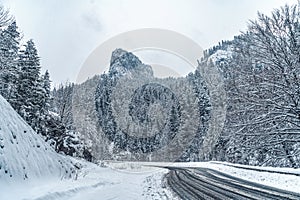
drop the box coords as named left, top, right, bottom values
left=0, top=21, right=20, bottom=107
left=0, top=19, right=92, bottom=161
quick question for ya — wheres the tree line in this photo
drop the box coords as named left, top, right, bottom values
left=1, top=3, right=299, bottom=168
left=208, top=4, right=300, bottom=168
left=0, top=6, right=92, bottom=161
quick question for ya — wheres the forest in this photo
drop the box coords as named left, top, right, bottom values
left=0, top=4, right=299, bottom=168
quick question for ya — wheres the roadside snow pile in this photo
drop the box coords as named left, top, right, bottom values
left=1, top=160, right=176, bottom=200
left=142, top=171, right=179, bottom=200
left=209, top=162, right=300, bottom=194
left=139, top=161, right=300, bottom=194
left=0, top=95, right=76, bottom=182
left=2, top=158, right=299, bottom=199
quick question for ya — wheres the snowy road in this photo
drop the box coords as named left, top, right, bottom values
left=166, top=167, right=300, bottom=200
left=2, top=161, right=300, bottom=199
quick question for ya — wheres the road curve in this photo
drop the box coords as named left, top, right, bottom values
left=166, top=167, right=300, bottom=200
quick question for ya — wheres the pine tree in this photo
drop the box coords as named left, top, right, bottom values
left=49, top=82, right=93, bottom=159
left=41, top=70, right=51, bottom=112
left=34, top=70, right=52, bottom=136
left=0, top=21, right=20, bottom=107
left=16, top=39, right=42, bottom=131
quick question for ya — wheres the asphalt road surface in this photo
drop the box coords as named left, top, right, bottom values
left=166, top=167, right=300, bottom=200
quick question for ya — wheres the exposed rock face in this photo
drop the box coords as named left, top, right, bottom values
left=109, top=48, right=153, bottom=77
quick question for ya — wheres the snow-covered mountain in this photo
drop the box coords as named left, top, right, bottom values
left=0, top=95, right=76, bottom=182
left=72, top=48, right=210, bottom=162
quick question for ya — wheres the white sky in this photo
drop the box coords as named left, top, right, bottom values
left=0, top=0, right=297, bottom=84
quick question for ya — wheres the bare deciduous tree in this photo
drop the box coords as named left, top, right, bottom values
left=225, top=4, right=300, bottom=167
left=0, top=5, right=13, bottom=28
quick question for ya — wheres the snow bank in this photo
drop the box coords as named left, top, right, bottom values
left=0, top=95, right=75, bottom=183
left=1, top=159, right=176, bottom=200
left=137, top=161, right=300, bottom=194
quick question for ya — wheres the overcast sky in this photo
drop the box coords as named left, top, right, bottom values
left=0, top=0, right=297, bottom=85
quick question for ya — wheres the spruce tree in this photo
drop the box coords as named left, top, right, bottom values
left=17, top=39, right=41, bottom=131
left=41, top=70, right=51, bottom=115
left=0, top=21, right=20, bottom=107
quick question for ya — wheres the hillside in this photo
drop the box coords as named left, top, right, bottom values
left=0, top=95, right=76, bottom=182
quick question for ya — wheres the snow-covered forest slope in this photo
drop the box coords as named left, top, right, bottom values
left=0, top=95, right=75, bottom=182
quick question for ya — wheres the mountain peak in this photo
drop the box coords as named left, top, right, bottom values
left=110, top=48, right=130, bottom=64
left=109, top=48, right=153, bottom=77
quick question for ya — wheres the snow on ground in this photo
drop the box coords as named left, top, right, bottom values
left=0, top=94, right=175, bottom=200
left=139, top=161, right=300, bottom=194
left=0, top=95, right=75, bottom=183
left=0, top=159, right=177, bottom=200
left=1, top=159, right=300, bottom=199
left=1, top=93, right=299, bottom=199
left=208, top=162, right=300, bottom=194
